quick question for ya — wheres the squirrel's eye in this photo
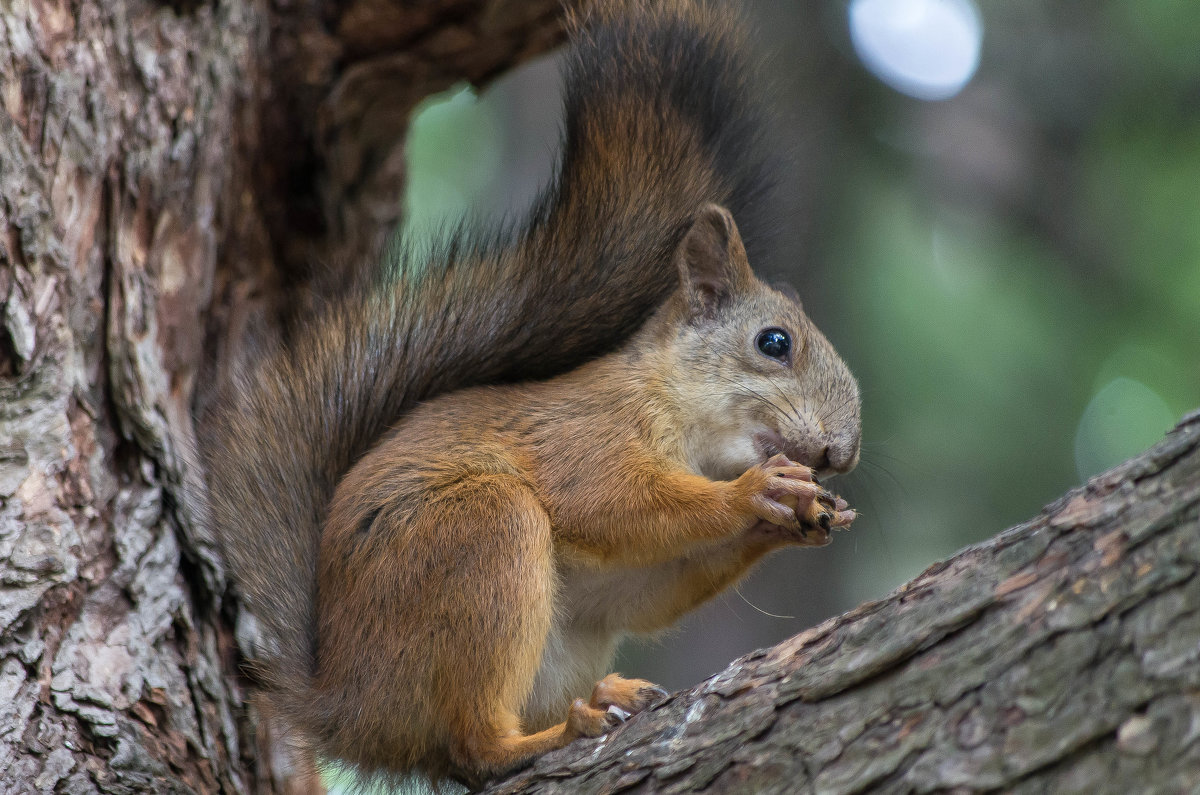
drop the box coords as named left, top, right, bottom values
left=755, top=328, right=791, bottom=360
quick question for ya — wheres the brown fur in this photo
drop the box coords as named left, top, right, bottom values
left=314, top=206, right=860, bottom=785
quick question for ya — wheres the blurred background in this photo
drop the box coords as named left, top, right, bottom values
left=398, top=0, right=1199, bottom=692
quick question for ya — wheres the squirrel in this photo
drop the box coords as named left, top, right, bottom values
left=201, top=0, right=861, bottom=789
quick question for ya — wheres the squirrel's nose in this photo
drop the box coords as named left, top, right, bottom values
left=812, top=446, right=831, bottom=471
left=826, top=436, right=861, bottom=474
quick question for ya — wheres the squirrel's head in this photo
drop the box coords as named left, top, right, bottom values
left=652, top=204, right=861, bottom=482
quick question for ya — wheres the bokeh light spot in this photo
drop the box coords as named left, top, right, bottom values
left=849, top=0, right=983, bottom=100
left=1074, top=377, right=1175, bottom=482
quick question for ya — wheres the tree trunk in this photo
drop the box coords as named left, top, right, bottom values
left=486, top=411, right=1200, bottom=794
left=0, top=1, right=562, bottom=791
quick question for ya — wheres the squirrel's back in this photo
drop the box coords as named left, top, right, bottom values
left=202, top=0, right=781, bottom=755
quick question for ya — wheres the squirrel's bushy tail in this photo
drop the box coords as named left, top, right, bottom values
left=202, top=0, right=779, bottom=741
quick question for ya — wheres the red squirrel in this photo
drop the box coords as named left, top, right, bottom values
left=202, top=0, right=860, bottom=788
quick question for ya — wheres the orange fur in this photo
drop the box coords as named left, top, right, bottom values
left=313, top=206, right=860, bottom=784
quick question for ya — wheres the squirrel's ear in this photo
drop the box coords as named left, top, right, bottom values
left=675, top=204, right=753, bottom=320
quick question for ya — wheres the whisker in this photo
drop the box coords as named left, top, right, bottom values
left=732, top=584, right=795, bottom=619
left=856, top=457, right=907, bottom=493
left=763, top=374, right=805, bottom=428
left=692, top=364, right=786, bottom=415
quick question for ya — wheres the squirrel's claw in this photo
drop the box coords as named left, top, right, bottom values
left=605, top=705, right=632, bottom=723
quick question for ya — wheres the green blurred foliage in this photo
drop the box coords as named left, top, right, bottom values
left=823, top=0, right=1200, bottom=597
left=401, top=85, right=503, bottom=260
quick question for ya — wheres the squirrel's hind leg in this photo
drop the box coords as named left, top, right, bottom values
left=458, top=672, right=666, bottom=784
left=428, top=475, right=607, bottom=782
left=454, top=698, right=622, bottom=786
left=438, top=477, right=670, bottom=784
left=458, top=674, right=666, bottom=785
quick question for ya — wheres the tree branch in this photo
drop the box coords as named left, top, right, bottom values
left=488, top=412, right=1200, bottom=793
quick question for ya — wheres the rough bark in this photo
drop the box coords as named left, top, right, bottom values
left=0, top=1, right=563, bottom=791
left=486, top=412, right=1200, bottom=795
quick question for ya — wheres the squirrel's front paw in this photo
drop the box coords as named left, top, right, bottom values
left=734, top=453, right=821, bottom=527
left=737, top=454, right=854, bottom=545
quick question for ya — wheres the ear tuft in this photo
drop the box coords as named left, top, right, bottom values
left=675, top=204, right=753, bottom=320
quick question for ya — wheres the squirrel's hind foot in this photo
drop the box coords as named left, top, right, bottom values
left=589, top=673, right=669, bottom=719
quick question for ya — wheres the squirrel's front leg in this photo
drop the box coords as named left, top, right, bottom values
left=585, top=456, right=854, bottom=633
left=552, top=453, right=841, bottom=565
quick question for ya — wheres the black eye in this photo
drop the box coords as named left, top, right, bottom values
left=756, top=328, right=791, bottom=360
